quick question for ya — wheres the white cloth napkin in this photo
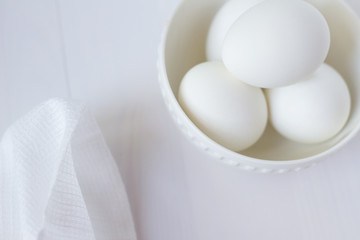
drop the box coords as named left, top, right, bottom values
left=0, top=98, right=137, bottom=240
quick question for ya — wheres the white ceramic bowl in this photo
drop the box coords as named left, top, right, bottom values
left=157, top=0, right=360, bottom=173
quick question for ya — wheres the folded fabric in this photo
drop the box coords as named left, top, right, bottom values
left=0, top=98, right=136, bottom=240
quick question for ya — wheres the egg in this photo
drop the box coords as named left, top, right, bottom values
left=178, top=61, right=268, bottom=152
left=206, top=0, right=263, bottom=61
left=222, top=0, right=331, bottom=88
left=266, top=63, right=351, bottom=144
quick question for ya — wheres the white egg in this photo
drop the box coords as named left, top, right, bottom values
left=266, top=64, right=351, bottom=144
left=178, top=61, right=268, bottom=152
left=206, top=0, right=263, bottom=61
left=222, top=0, right=330, bottom=88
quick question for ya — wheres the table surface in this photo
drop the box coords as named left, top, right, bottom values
left=1, top=0, right=360, bottom=239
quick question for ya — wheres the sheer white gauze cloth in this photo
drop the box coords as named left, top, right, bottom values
left=0, top=98, right=136, bottom=240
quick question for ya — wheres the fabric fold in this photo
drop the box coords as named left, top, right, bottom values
left=0, top=98, right=136, bottom=240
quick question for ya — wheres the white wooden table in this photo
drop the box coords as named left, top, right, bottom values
left=1, top=0, right=360, bottom=239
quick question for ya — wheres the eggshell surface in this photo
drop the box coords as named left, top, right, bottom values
left=206, top=0, right=263, bottom=61
left=266, top=64, right=351, bottom=144
left=178, top=62, right=268, bottom=152
left=222, top=0, right=330, bottom=88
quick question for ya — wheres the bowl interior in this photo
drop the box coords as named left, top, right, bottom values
left=164, top=0, right=360, bottom=161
